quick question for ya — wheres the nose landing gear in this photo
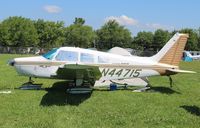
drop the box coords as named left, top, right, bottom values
left=19, top=77, right=42, bottom=90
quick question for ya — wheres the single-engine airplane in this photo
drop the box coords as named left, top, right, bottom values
left=9, top=33, right=195, bottom=90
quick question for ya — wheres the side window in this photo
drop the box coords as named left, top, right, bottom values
left=55, top=50, right=78, bottom=61
left=98, top=56, right=110, bottom=63
left=80, top=53, right=94, bottom=63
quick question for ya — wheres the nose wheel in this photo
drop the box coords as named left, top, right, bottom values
left=24, top=77, right=35, bottom=85
left=20, top=77, right=42, bottom=90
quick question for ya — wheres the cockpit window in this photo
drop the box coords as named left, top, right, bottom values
left=42, top=48, right=58, bottom=60
left=55, top=50, right=78, bottom=61
left=80, top=53, right=94, bottom=63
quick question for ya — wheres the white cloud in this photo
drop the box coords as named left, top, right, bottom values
left=145, top=23, right=174, bottom=30
left=43, top=5, right=62, bottom=13
left=105, top=15, right=138, bottom=26
left=104, top=15, right=174, bottom=33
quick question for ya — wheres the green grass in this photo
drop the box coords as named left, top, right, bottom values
left=0, top=54, right=200, bottom=128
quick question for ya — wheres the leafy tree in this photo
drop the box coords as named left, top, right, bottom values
left=96, top=20, right=132, bottom=49
left=179, top=28, right=199, bottom=51
left=1, top=16, right=200, bottom=52
left=133, top=31, right=154, bottom=50
left=73, top=17, right=85, bottom=25
left=0, top=22, right=2, bottom=46
left=170, top=30, right=179, bottom=36
left=0, top=16, right=38, bottom=47
left=194, top=27, right=200, bottom=50
left=64, top=18, right=96, bottom=47
left=153, top=29, right=171, bottom=51
left=198, top=37, right=200, bottom=51
left=34, top=19, right=65, bottom=48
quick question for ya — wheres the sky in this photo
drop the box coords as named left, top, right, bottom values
left=0, top=0, right=200, bottom=35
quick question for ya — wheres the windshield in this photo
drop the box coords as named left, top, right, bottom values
left=42, top=48, right=58, bottom=60
left=55, top=50, right=78, bottom=61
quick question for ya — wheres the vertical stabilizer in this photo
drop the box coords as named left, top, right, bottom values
left=152, top=33, right=189, bottom=66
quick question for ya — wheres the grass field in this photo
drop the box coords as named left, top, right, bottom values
left=0, top=54, right=200, bottom=128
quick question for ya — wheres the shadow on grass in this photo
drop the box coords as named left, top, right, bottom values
left=180, top=105, right=200, bottom=117
left=40, top=81, right=92, bottom=106
left=147, top=86, right=181, bottom=94
left=94, top=86, right=181, bottom=94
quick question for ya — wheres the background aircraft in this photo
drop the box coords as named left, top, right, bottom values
left=9, top=33, right=195, bottom=91
left=183, top=51, right=200, bottom=60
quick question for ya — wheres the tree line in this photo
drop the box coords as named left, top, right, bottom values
left=0, top=16, right=200, bottom=51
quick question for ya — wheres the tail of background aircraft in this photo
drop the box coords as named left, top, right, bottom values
left=184, top=51, right=193, bottom=58
left=151, top=33, right=189, bottom=66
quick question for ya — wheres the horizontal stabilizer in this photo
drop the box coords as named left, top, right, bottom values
left=167, top=69, right=196, bottom=74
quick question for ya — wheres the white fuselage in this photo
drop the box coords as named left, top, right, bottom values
left=9, top=33, right=193, bottom=87
left=12, top=47, right=176, bottom=82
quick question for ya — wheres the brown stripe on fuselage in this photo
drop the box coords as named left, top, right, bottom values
left=91, top=64, right=176, bottom=69
left=16, top=61, right=176, bottom=69
left=15, top=61, right=66, bottom=66
left=15, top=61, right=177, bottom=76
left=15, top=61, right=176, bottom=69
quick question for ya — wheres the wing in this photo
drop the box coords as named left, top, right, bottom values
left=53, top=64, right=102, bottom=82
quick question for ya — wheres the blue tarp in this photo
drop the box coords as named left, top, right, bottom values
left=110, top=83, right=117, bottom=91
left=183, top=56, right=193, bottom=62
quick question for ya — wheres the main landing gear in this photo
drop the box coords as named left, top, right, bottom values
left=67, top=79, right=93, bottom=94
left=168, top=75, right=173, bottom=88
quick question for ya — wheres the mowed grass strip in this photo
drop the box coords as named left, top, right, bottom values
left=0, top=54, right=200, bottom=128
